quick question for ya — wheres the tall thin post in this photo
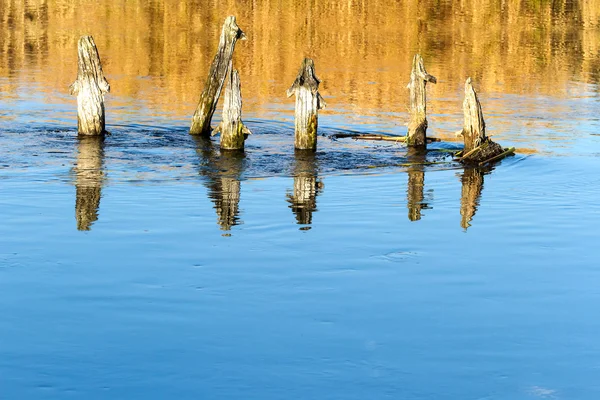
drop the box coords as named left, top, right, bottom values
left=286, top=58, right=326, bottom=151
left=70, top=36, right=110, bottom=136
left=407, top=54, right=436, bottom=147
left=75, top=136, right=104, bottom=230
left=190, top=16, right=245, bottom=136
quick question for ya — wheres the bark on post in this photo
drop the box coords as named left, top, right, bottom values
left=190, top=16, right=245, bottom=136
left=407, top=54, right=436, bottom=147
left=213, top=62, right=251, bottom=150
left=286, top=58, right=326, bottom=151
left=287, top=150, right=322, bottom=227
left=459, top=167, right=484, bottom=230
left=75, top=136, right=105, bottom=231
left=459, top=78, right=504, bottom=163
left=70, top=36, right=110, bottom=136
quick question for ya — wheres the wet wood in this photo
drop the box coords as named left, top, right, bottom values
left=190, top=16, right=245, bottom=136
left=213, top=62, right=251, bottom=150
left=460, top=167, right=484, bottom=230
left=70, top=36, right=110, bottom=136
left=407, top=54, right=436, bottom=147
left=287, top=58, right=326, bottom=150
left=75, top=136, right=104, bottom=231
left=331, top=133, right=441, bottom=143
left=287, top=150, right=322, bottom=226
left=459, top=78, right=505, bottom=163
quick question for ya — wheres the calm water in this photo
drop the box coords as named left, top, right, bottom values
left=2, top=1, right=600, bottom=399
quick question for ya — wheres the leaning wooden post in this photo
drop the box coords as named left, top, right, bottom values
left=286, top=58, right=326, bottom=151
left=70, top=36, right=110, bottom=136
left=407, top=54, right=436, bottom=147
left=190, top=16, right=245, bottom=136
left=459, top=78, right=505, bottom=163
left=213, top=61, right=251, bottom=150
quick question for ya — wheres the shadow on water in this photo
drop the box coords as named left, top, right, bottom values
left=287, top=150, right=322, bottom=229
left=74, top=136, right=105, bottom=231
left=459, top=166, right=492, bottom=230
left=406, top=148, right=432, bottom=222
left=193, top=137, right=245, bottom=231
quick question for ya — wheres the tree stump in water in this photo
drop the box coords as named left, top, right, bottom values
left=407, top=54, right=436, bottom=147
left=75, top=136, right=105, bottom=231
left=213, top=62, right=251, bottom=150
left=190, top=16, right=246, bottom=136
left=70, top=36, right=110, bottom=136
left=286, top=58, right=326, bottom=151
left=459, top=78, right=505, bottom=163
left=287, top=150, right=322, bottom=226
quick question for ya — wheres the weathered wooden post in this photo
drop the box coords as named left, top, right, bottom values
left=70, top=35, right=110, bottom=136
left=458, top=78, right=513, bottom=164
left=287, top=150, right=322, bottom=226
left=459, top=167, right=484, bottom=230
left=213, top=61, right=251, bottom=150
left=407, top=54, right=436, bottom=147
left=75, top=136, right=105, bottom=231
left=286, top=58, right=326, bottom=150
left=190, top=16, right=246, bottom=136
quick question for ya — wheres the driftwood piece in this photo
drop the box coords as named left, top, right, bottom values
left=70, top=36, right=110, bottom=136
left=75, top=136, right=105, bottom=230
left=407, top=54, right=436, bottom=147
left=213, top=62, right=251, bottom=150
left=460, top=167, right=484, bottom=230
left=190, top=16, right=246, bottom=136
left=459, top=78, right=504, bottom=163
left=330, top=133, right=441, bottom=143
left=286, top=58, right=326, bottom=150
left=287, top=150, right=322, bottom=226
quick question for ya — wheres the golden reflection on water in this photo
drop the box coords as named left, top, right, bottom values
left=1, top=0, right=599, bottom=125
left=74, top=136, right=105, bottom=231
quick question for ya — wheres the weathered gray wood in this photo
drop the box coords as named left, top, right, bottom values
left=287, top=150, right=322, bottom=226
left=460, top=78, right=504, bottom=163
left=286, top=58, right=326, bottom=150
left=75, top=136, right=104, bottom=231
left=407, top=54, right=436, bottom=147
left=70, top=36, right=110, bottom=136
left=213, top=62, right=251, bottom=150
left=190, top=16, right=245, bottom=136
left=460, top=167, right=484, bottom=230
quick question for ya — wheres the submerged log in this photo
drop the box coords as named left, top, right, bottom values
left=286, top=58, right=326, bottom=150
left=213, top=62, right=251, bottom=150
left=190, top=16, right=246, bottom=136
left=459, top=78, right=505, bottom=163
left=459, top=167, right=484, bottom=230
left=287, top=150, right=322, bottom=227
left=407, top=54, right=436, bottom=147
left=70, top=36, right=110, bottom=136
left=75, top=136, right=105, bottom=231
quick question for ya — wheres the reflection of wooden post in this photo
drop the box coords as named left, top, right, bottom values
left=70, top=36, right=110, bottom=136
left=75, top=136, right=104, bottom=231
left=194, top=137, right=244, bottom=231
left=286, top=58, right=326, bottom=151
left=287, top=150, right=322, bottom=226
left=190, top=16, right=245, bottom=137
left=213, top=62, right=251, bottom=150
left=407, top=54, right=436, bottom=147
left=460, top=78, right=504, bottom=163
left=460, top=167, right=484, bottom=230
left=406, top=148, right=428, bottom=221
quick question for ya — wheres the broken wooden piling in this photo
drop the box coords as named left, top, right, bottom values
left=70, top=35, right=110, bottom=136
left=75, top=136, right=104, bottom=230
left=213, top=61, right=251, bottom=150
left=190, top=16, right=246, bottom=136
left=407, top=54, right=436, bottom=147
left=458, top=78, right=507, bottom=164
left=286, top=58, right=326, bottom=151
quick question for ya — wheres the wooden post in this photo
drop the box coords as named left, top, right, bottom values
left=407, top=54, right=436, bottom=147
left=213, top=61, right=251, bottom=150
left=459, top=78, right=504, bottom=163
left=75, top=136, right=104, bottom=231
left=287, top=150, right=322, bottom=227
left=190, top=16, right=246, bottom=136
left=70, top=36, right=110, bottom=136
left=459, top=167, right=484, bottom=230
left=286, top=58, right=326, bottom=151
